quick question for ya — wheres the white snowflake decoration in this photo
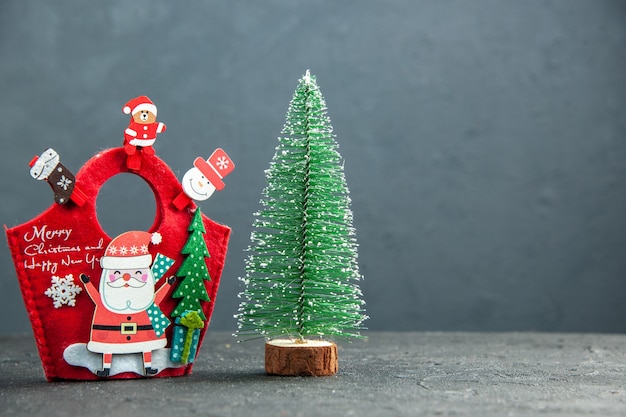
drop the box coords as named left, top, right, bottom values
left=56, top=175, right=72, bottom=190
left=44, top=274, right=82, bottom=308
left=216, top=156, right=229, bottom=170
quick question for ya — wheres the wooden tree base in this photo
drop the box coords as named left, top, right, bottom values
left=265, top=339, right=338, bottom=376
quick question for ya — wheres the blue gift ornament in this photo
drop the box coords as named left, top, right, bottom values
left=170, top=310, right=205, bottom=364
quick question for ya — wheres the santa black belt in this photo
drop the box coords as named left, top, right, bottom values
left=92, top=324, right=153, bottom=335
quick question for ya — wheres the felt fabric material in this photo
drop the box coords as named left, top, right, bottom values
left=5, top=147, right=230, bottom=381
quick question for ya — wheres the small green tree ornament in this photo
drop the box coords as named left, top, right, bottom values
left=236, top=71, right=367, bottom=376
left=172, top=208, right=211, bottom=320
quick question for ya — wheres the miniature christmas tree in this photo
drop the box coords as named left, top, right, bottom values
left=171, top=208, right=211, bottom=320
left=236, top=71, right=367, bottom=375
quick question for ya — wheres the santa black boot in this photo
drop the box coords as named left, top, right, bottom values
left=144, top=367, right=158, bottom=376
left=143, top=352, right=157, bottom=376
left=96, top=353, right=112, bottom=377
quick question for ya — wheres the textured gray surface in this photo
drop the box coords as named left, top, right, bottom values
left=1, top=332, right=625, bottom=417
left=2, top=1, right=626, bottom=334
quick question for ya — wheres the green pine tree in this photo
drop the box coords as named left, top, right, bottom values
left=236, top=70, right=367, bottom=341
left=172, top=208, right=211, bottom=320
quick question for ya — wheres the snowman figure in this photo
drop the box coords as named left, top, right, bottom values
left=173, top=148, right=235, bottom=210
left=80, top=231, right=174, bottom=377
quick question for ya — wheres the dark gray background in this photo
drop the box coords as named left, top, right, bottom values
left=1, top=0, right=625, bottom=334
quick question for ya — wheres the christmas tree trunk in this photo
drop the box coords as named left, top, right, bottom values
left=236, top=71, right=367, bottom=376
left=265, top=339, right=337, bottom=376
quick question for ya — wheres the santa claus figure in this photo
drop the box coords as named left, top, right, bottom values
left=122, top=96, right=167, bottom=170
left=80, top=231, right=174, bottom=377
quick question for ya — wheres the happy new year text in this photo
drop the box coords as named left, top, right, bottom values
left=21, top=225, right=105, bottom=274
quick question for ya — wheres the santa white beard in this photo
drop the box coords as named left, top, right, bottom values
left=99, top=269, right=156, bottom=313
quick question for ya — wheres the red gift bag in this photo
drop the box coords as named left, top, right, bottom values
left=5, top=147, right=230, bottom=381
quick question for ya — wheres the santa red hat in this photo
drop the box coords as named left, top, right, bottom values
left=100, top=231, right=162, bottom=270
left=123, top=96, right=157, bottom=116
left=193, top=148, right=235, bottom=191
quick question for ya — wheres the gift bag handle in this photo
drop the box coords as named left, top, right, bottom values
left=75, top=147, right=189, bottom=239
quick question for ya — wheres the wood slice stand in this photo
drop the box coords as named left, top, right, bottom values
left=265, top=339, right=338, bottom=376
